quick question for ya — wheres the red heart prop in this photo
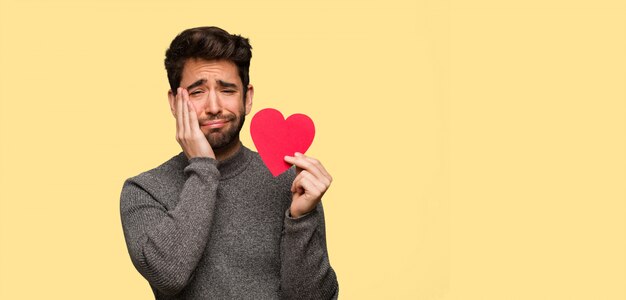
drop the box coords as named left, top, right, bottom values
left=250, top=108, right=315, bottom=176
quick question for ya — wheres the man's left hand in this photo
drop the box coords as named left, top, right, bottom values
left=283, top=153, right=333, bottom=218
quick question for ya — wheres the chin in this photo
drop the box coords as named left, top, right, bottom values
left=206, top=134, right=233, bottom=150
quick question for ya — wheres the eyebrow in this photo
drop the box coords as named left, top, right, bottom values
left=186, top=78, right=207, bottom=90
left=217, top=80, right=238, bottom=89
left=185, top=78, right=239, bottom=90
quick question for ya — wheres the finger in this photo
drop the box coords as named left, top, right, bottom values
left=175, top=87, right=183, bottom=135
left=291, top=170, right=325, bottom=195
left=299, top=170, right=327, bottom=193
left=295, top=153, right=307, bottom=175
left=296, top=152, right=332, bottom=183
left=291, top=169, right=304, bottom=193
left=297, top=174, right=323, bottom=198
left=307, top=156, right=332, bottom=183
left=187, top=101, right=202, bottom=135
left=288, top=154, right=327, bottom=185
left=187, top=100, right=197, bottom=123
left=290, top=169, right=299, bottom=192
left=284, top=155, right=303, bottom=175
left=182, top=89, right=190, bottom=134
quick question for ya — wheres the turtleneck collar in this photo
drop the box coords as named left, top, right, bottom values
left=177, top=143, right=253, bottom=180
left=215, top=143, right=253, bottom=180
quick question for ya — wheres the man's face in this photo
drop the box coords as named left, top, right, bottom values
left=169, top=58, right=253, bottom=150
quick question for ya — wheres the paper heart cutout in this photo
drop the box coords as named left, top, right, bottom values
left=250, top=108, right=315, bottom=176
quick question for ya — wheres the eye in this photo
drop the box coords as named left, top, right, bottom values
left=222, top=90, right=236, bottom=94
left=190, top=90, right=203, bottom=95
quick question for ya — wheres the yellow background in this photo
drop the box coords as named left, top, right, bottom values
left=0, top=0, right=624, bottom=299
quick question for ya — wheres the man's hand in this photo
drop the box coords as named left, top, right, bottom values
left=171, top=87, right=215, bottom=160
left=283, top=153, right=332, bottom=218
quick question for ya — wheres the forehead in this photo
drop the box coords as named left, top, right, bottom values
left=180, top=58, right=240, bottom=85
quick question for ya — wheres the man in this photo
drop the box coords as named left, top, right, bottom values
left=119, top=26, right=339, bottom=299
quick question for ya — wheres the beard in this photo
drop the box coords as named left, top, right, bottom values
left=204, top=108, right=246, bottom=150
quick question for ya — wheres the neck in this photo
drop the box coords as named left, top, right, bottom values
left=214, top=137, right=242, bottom=161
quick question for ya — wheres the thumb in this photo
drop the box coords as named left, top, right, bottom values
left=285, top=154, right=303, bottom=175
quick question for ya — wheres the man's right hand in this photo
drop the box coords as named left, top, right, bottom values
left=171, top=87, right=215, bottom=160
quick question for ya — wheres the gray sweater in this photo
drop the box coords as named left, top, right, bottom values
left=119, top=144, right=338, bottom=299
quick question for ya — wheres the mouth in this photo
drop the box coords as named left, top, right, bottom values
left=200, top=120, right=229, bottom=129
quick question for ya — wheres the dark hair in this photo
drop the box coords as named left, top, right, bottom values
left=164, top=26, right=252, bottom=98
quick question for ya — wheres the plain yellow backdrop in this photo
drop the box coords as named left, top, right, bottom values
left=0, top=0, right=624, bottom=299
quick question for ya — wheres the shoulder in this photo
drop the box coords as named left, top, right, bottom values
left=121, top=152, right=188, bottom=202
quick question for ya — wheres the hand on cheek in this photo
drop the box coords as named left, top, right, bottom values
left=173, top=87, right=215, bottom=160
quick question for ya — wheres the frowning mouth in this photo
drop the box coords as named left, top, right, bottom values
left=200, top=120, right=229, bottom=129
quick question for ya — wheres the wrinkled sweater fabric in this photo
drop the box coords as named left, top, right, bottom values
left=120, top=144, right=338, bottom=299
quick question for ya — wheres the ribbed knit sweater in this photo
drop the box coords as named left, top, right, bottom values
left=119, top=144, right=338, bottom=299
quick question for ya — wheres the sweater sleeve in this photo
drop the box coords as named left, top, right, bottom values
left=280, top=201, right=339, bottom=299
left=120, top=157, right=220, bottom=296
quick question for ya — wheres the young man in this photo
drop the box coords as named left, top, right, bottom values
left=120, top=26, right=339, bottom=299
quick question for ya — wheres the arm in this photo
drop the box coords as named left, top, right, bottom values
left=280, top=201, right=339, bottom=299
left=280, top=153, right=339, bottom=299
left=120, top=157, right=219, bottom=295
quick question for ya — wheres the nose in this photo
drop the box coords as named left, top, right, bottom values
left=204, top=90, right=221, bottom=115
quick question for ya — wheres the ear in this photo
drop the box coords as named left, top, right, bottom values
left=244, top=84, right=254, bottom=115
left=167, top=89, right=176, bottom=117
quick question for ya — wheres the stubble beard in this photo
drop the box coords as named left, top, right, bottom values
left=204, top=108, right=246, bottom=150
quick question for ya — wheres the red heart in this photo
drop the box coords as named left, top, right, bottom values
left=250, top=108, right=315, bottom=176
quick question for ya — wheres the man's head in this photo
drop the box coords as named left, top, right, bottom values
left=165, top=26, right=252, bottom=98
left=164, top=26, right=254, bottom=151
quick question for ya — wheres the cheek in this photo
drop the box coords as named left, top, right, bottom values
left=225, top=101, right=244, bottom=115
